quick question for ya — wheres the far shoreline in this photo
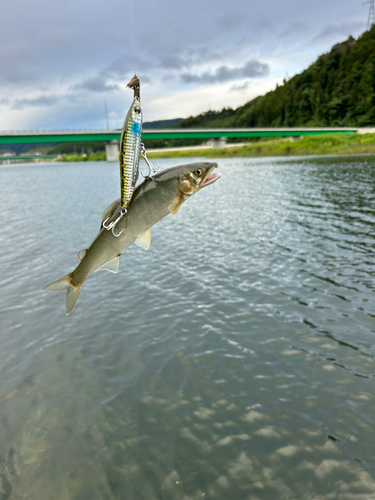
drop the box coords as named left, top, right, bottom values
left=2, top=133, right=375, bottom=164
left=145, top=133, right=375, bottom=160
left=67, top=132, right=375, bottom=162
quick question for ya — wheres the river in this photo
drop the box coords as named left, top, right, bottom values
left=1, top=155, right=375, bottom=499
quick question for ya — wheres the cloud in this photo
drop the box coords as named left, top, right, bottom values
left=105, top=56, right=134, bottom=78
left=38, top=26, right=79, bottom=47
left=105, top=54, right=156, bottom=78
left=7, top=92, right=83, bottom=110
left=312, top=21, right=365, bottom=42
left=186, top=47, right=222, bottom=65
left=279, top=21, right=308, bottom=39
left=159, top=55, right=186, bottom=69
left=105, top=46, right=221, bottom=80
left=217, top=13, right=245, bottom=30
left=74, top=74, right=120, bottom=93
left=11, top=95, right=64, bottom=110
left=0, top=0, right=368, bottom=129
left=230, top=81, right=251, bottom=92
left=0, top=42, right=37, bottom=84
left=180, top=60, right=270, bottom=84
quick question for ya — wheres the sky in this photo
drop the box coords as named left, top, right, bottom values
left=0, top=0, right=368, bottom=130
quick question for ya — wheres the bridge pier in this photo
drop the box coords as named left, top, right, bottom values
left=211, top=137, right=227, bottom=149
left=357, top=128, right=375, bottom=134
left=105, top=141, right=120, bottom=162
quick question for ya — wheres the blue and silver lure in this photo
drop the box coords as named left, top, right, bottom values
left=119, top=75, right=143, bottom=211
left=102, top=75, right=160, bottom=236
left=103, top=76, right=142, bottom=236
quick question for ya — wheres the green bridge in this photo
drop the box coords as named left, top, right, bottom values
left=0, top=127, right=370, bottom=161
left=0, top=127, right=360, bottom=144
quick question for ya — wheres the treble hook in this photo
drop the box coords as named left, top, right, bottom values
left=102, top=207, right=127, bottom=237
left=140, top=143, right=161, bottom=178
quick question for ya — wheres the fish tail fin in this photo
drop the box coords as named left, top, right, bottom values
left=44, top=273, right=83, bottom=314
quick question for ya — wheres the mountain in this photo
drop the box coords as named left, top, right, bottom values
left=143, top=118, right=183, bottom=129
left=179, top=26, right=375, bottom=128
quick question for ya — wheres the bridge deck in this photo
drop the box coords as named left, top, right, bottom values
left=0, top=128, right=359, bottom=144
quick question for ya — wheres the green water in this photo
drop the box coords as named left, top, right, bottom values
left=0, top=156, right=375, bottom=499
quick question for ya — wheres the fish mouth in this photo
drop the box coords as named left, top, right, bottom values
left=201, top=164, right=221, bottom=188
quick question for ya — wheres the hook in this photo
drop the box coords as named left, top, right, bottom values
left=111, top=223, right=124, bottom=238
left=154, top=160, right=162, bottom=172
left=102, top=207, right=127, bottom=237
left=140, top=143, right=161, bottom=178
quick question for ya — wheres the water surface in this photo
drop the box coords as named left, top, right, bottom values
left=1, top=156, right=375, bottom=499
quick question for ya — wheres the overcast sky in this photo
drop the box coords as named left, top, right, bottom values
left=0, top=0, right=368, bottom=130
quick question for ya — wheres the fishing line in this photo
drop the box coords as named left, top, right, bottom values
left=128, top=0, right=137, bottom=75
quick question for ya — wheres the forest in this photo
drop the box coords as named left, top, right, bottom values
left=180, top=26, right=375, bottom=128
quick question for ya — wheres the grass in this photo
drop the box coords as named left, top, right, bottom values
left=147, top=133, right=375, bottom=159
left=61, top=151, right=106, bottom=162
left=59, top=133, right=375, bottom=162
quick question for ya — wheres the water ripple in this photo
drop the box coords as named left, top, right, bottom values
left=1, top=157, right=375, bottom=498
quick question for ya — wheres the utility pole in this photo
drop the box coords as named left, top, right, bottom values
left=364, top=0, right=375, bottom=30
left=104, top=100, right=109, bottom=130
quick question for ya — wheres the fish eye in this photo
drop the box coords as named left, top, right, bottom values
left=194, top=169, right=203, bottom=177
left=134, top=106, right=141, bottom=114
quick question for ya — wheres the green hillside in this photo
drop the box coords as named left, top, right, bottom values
left=180, top=26, right=375, bottom=128
left=143, top=118, right=183, bottom=129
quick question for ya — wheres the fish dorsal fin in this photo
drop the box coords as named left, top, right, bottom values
left=95, top=256, right=120, bottom=274
left=77, top=249, right=87, bottom=261
left=168, top=196, right=184, bottom=216
left=135, top=228, right=151, bottom=250
left=101, top=198, right=121, bottom=224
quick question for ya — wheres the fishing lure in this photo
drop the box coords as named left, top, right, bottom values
left=103, top=75, right=160, bottom=236
left=103, top=75, right=143, bottom=237
left=123, top=76, right=160, bottom=182
left=119, top=75, right=142, bottom=210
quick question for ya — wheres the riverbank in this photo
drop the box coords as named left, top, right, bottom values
left=54, top=132, right=375, bottom=162
left=147, top=133, right=375, bottom=159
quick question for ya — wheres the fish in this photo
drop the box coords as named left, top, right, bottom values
left=119, top=75, right=142, bottom=211
left=44, top=162, right=221, bottom=314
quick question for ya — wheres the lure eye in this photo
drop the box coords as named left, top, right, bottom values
left=194, top=169, right=203, bottom=177
left=134, top=106, right=141, bottom=114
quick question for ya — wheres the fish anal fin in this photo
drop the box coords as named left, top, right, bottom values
left=135, top=228, right=151, bottom=250
left=96, top=256, right=120, bottom=274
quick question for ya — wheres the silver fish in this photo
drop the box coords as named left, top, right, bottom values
left=44, top=162, right=220, bottom=313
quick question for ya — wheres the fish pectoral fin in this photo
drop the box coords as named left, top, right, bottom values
left=77, top=249, right=87, bottom=261
left=135, top=228, right=151, bottom=250
left=168, top=196, right=184, bottom=216
left=101, top=198, right=121, bottom=224
left=96, top=256, right=120, bottom=274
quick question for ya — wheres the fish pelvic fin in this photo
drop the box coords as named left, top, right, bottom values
left=44, top=273, right=83, bottom=314
left=135, top=228, right=151, bottom=250
left=168, top=196, right=184, bottom=216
